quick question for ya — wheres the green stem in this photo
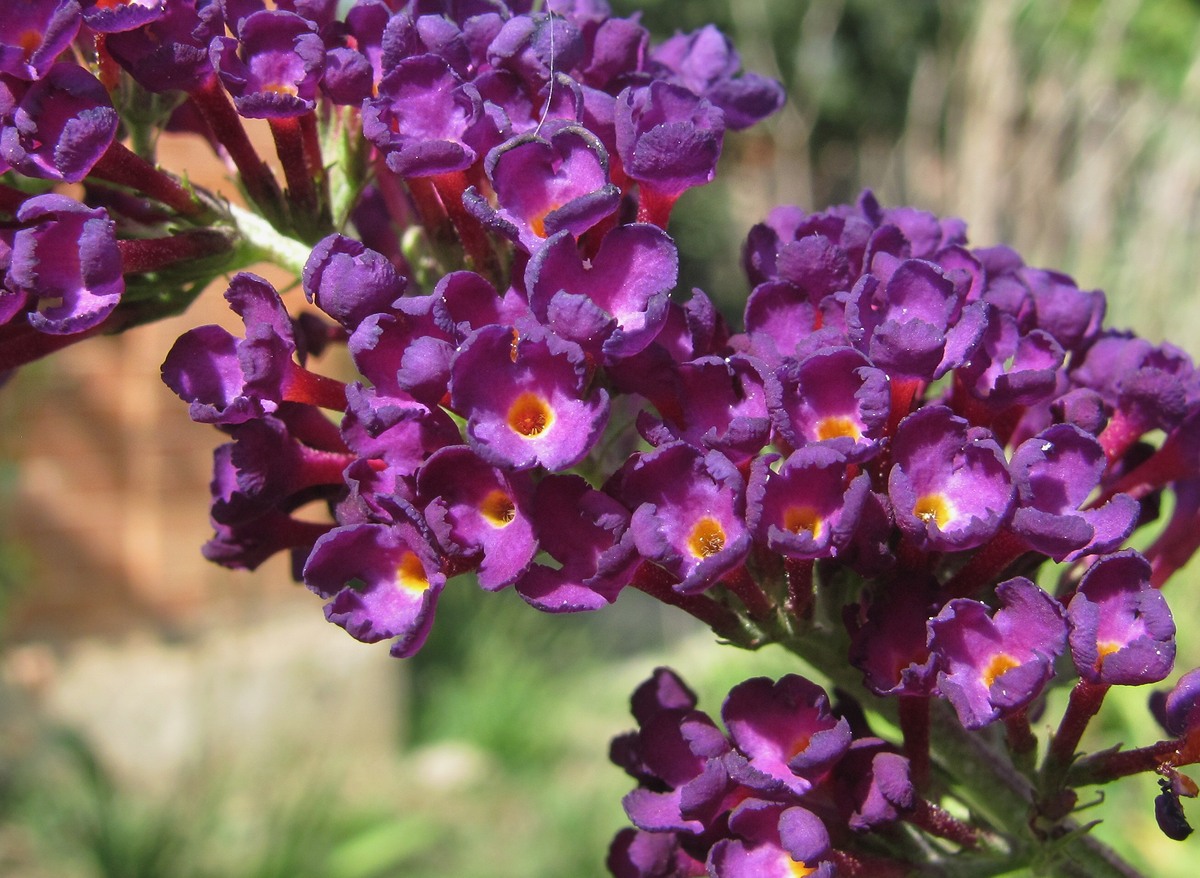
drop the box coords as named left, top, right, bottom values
left=227, top=201, right=312, bottom=278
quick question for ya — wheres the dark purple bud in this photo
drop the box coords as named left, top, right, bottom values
left=302, top=233, right=407, bottom=330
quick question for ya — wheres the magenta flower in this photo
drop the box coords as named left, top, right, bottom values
left=211, top=9, right=326, bottom=118
left=1009, top=424, right=1139, bottom=562
left=1067, top=551, right=1176, bottom=686
left=707, top=800, right=834, bottom=878
left=417, top=445, right=537, bottom=590
left=362, top=53, right=487, bottom=178
left=302, top=514, right=447, bottom=658
left=515, top=473, right=636, bottom=612
left=526, top=223, right=677, bottom=360
left=450, top=323, right=610, bottom=471
left=465, top=125, right=621, bottom=253
left=746, top=446, right=871, bottom=559
left=888, top=406, right=1013, bottom=552
left=769, top=345, right=889, bottom=461
left=0, top=0, right=81, bottom=81
left=929, top=577, right=1067, bottom=729
left=610, top=442, right=750, bottom=593
left=0, top=63, right=118, bottom=182
left=721, top=675, right=852, bottom=796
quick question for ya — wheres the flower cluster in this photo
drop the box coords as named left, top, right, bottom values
left=7, top=0, right=1200, bottom=874
left=609, top=668, right=978, bottom=877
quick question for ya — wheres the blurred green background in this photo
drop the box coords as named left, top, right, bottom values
left=4, top=0, right=1200, bottom=876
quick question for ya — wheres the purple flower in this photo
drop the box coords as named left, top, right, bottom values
left=449, top=323, right=610, bottom=471
left=302, top=234, right=407, bottom=330
left=746, top=446, right=871, bottom=559
left=526, top=223, right=677, bottom=360
left=1067, top=551, right=1176, bottom=686
left=607, top=827, right=705, bottom=878
left=1158, top=668, right=1200, bottom=738
left=648, top=24, right=785, bottom=131
left=613, top=670, right=735, bottom=836
left=417, top=445, right=537, bottom=590
left=707, top=799, right=834, bottom=878
left=888, top=406, right=1014, bottom=552
left=362, top=53, right=487, bottom=178
left=515, top=473, right=637, bottom=612
left=1009, top=424, right=1138, bottom=562
left=721, top=675, right=852, bottom=796
left=769, top=346, right=889, bottom=462
left=211, top=9, right=326, bottom=118
left=846, top=259, right=986, bottom=382
left=0, top=63, right=118, bottom=182
left=210, top=414, right=350, bottom=526
left=81, top=0, right=163, bottom=33
left=639, top=354, right=771, bottom=466
left=0, top=0, right=81, bottom=81
left=105, top=0, right=224, bottom=93
left=302, top=512, right=448, bottom=658
left=929, top=578, right=1067, bottom=729
left=610, top=442, right=751, bottom=593
left=7, top=194, right=123, bottom=335
left=162, top=273, right=345, bottom=424
left=848, top=574, right=942, bottom=697
left=465, top=124, right=621, bottom=253
left=615, top=81, right=724, bottom=210
left=955, top=312, right=1065, bottom=410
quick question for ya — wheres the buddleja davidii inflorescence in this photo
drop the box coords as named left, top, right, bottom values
left=4, top=1, right=1200, bottom=876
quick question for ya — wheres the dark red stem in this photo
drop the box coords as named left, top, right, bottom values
left=90, top=140, right=206, bottom=218
left=188, top=76, right=284, bottom=219
left=117, top=229, right=234, bottom=274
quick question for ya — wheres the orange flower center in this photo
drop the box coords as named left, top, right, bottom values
left=913, top=492, right=954, bottom=528
left=983, top=653, right=1020, bottom=688
left=507, top=392, right=555, bottom=438
left=687, top=517, right=726, bottom=558
left=480, top=489, right=517, bottom=527
left=395, top=551, right=430, bottom=595
left=815, top=415, right=861, bottom=442
left=783, top=506, right=823, bottom=539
